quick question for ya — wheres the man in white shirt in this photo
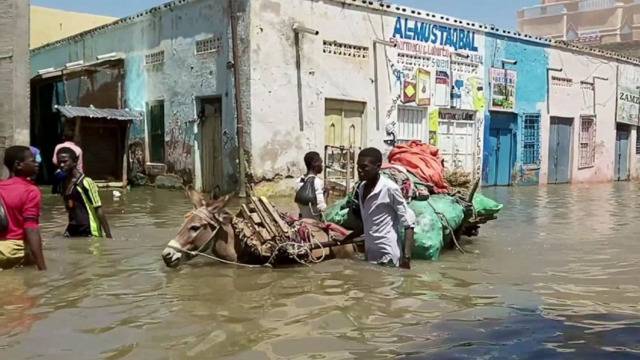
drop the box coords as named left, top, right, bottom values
left=294, top=152, right=327, bottom=221
left=343, top=147, right=416, bottom=269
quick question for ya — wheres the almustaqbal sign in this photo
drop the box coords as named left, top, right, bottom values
left=392, top=16, right=479, bottom=52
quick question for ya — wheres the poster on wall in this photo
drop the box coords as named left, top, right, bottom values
left=429, top=109, right=439, bottom=146
left=616, top=65, right=640, bottom=125
left=435, top=70, right=450, bottom=106
left=416, top=69, right=431, bottom=106
left=402, top=80, right=417, bottom=104
left=490, top=68, right=517, bottom=112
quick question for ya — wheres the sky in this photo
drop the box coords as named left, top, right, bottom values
left=31, top=0, right=539, bottom=31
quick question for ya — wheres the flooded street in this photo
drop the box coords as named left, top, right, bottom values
left=1, top=183, right=639, bottom=359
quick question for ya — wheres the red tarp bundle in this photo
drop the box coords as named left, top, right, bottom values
left=388, top=141, right=450, bottom=193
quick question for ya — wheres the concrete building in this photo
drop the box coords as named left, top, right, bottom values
left=30, top=0, right=640, bottom=194
left=0, top=0, right=30, bottom=178
left=518, top=0, right=640, bottom=57
left=30, top=6, right=117, bottom=49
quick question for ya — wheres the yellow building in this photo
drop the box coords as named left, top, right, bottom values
left=31, top=6, right=117, bottom=49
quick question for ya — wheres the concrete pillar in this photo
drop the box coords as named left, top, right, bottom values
left=0, top=0, right=30, bottom=178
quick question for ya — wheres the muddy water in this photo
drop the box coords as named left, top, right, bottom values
left=1, top=184, right=639, bottom=359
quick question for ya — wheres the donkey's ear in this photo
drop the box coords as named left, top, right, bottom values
left=206, top=195, right=230, bottom=213
left=186, top=185, right=207, bottom=209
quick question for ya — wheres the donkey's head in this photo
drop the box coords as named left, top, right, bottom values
left=161, top=188, right=236, bottom=268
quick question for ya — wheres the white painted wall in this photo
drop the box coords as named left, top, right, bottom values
left=248, top=0, right=486, bottom=181
left=543, top=48, right=618, bottom=184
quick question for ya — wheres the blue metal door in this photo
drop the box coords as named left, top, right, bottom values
left=485, top=113, right=517, bottom=186
left=548, top=117, right=572, bottom=184
left=615, top=125, right=630, bottom=181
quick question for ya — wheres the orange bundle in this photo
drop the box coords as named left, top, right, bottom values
left=388, top=141, right=449, bottom=194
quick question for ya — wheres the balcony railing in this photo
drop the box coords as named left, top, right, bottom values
left=520, top=3, right=568, bottom=19
left=578, top=0, right=618, bottom=11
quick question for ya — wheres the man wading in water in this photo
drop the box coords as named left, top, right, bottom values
left=295, top=151, right=327, bottom=221
left=343, top=147, right=416, bottom=269
left=56, top=147, right=112, bottom=238
left=0, top=146, right=46, bottom=270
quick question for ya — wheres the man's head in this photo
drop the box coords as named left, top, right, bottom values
left=3, top=146, right=38, bottom=178
left=304, top=151, right=323, bottom=175
left=56, top=147, right=79, bottom=173
left=357, top=147, right=383, bottom=182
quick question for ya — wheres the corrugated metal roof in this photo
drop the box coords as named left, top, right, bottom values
left=55, top=106, right=141, bottom=120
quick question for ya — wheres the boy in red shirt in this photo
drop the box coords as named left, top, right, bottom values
left=0, top=146, right=46, bottom=270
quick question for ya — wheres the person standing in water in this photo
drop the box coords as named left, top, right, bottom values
left=294, top=151, right=327, bottom=221
left=56, top=147, right=112, bottom=238
left=0, top=146, right=46, bottom=270
left=342, top=147, right=415, bottom=269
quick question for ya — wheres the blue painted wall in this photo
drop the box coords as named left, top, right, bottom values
left=483, top=34, right=549, bottom=186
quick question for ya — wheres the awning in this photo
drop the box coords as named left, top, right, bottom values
left=55, top=105, right=142, bottom=121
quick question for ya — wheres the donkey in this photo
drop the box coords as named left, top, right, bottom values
left=161, top=189, right=358, bottom=268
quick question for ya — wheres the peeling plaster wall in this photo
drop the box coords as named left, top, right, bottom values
left=544, top=49, right=619, bottom=184
left=31, top=0, right=248, bottom=193
left=248, top=0, right=486, bottom=181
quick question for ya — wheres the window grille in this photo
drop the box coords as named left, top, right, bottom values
left=551, top=76, right=573, bottom=88
left=322, top=41, right=369, bottom=59
left=522, top=114, right=540, bottom=166
left=196, top=36, right=222, bottom=55
left=579, top=117, right=596, bottom=168
left=145, top=50, right=165, bottom=66
left=396, top=107, right=428, bottom=143
left=636, top=129, right=640, bottom=155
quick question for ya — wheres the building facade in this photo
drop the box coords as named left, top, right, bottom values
left=1, top=0, right=30, bottom=178
left=30, top=0, right=640, bottom=193
left=518, top=0, right=640, bottom=57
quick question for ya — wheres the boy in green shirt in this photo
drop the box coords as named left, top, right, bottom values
left=55, top=147, right=112, bottom=238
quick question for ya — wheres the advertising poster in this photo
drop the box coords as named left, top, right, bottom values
left=616, top=65, right=640, bottom=125
left=416, top=68, right=431, bottom=106
left=435, top=70, right=450, bottom=106
left=490, top=68, right=517, bottom=111
left=402, top=80, right=416, bottom=104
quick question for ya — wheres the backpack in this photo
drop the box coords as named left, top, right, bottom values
left=295, top=176, right=317, bottom=206
left=0, top=196, right=8, bottom=234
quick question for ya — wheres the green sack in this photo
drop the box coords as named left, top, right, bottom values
left=472, top=193, right=503, bottom=217
left=407, top=195, right=467, bottom=260
left=324, top=196, right=362, bottom=230
left=325, top=198, right=349, bottom=225
left=407, top=201, right=444, bottom=261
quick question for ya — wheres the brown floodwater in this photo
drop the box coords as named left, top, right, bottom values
left=1, top=183, right=639, bottom=359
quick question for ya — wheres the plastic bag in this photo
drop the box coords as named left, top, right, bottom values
left=473, top=193, right=503, bottom=217
left=294, top=176, right=317, bottom=206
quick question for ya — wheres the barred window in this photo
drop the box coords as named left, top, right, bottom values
left=396, top=106, right=428, bottom=143
left=196, top=36, right=222, bottom=55
left=579, top=117, right=596, bottom=168
left=145, top=50, right=165, bottom=66
left=522, top=114, right=540, bottom=166
left=636, top=129, right=640, bottom=154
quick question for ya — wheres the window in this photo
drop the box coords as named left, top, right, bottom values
left=579, top=117, right=596, bottom=168
left=636, top=128, right=640, bottom=154
left=145, top=50, right=165, bottom=66
left=522, top=114, right=540, bottom=166
left=196, top=36, right=222, bottom=55
left=322, top=41, right=369, bottom=59
left=396, top=106, right=428, bottom=143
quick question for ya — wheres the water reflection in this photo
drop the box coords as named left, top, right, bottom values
left=0, top=183, right=639, bottom=358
